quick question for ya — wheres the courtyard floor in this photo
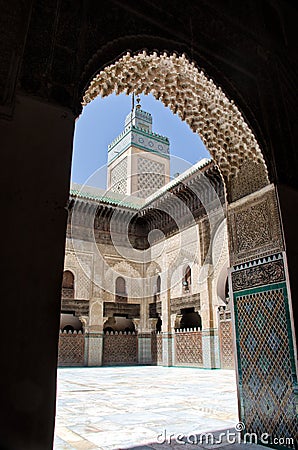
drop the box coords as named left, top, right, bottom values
left=53, top=366, right=260, bottom=450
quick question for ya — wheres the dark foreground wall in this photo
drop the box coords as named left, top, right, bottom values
left=0, top=96, right=74, bottom=449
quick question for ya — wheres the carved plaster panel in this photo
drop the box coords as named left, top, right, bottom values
left=64, top=250, right=93, bottom=300
left=228, top=185, right=283, bottom=265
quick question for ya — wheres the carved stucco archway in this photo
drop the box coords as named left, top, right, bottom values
left=83, top=51, right=269, bottom=203
left=81, top=51, right=297, bottom=442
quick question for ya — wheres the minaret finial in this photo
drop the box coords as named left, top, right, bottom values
left=131, top=93, right=135, bottom=112
left=136, top=95, right=141, bottom=109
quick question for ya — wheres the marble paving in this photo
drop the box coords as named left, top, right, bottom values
left=53, top=366, right=257, bottom=450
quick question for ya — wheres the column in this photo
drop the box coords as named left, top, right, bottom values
left=170, top=313, right=180, bottom=366
left=199, top=264, right=219, bottom=368
left=134, top=297, right=154, bottom=365
left=0, top=95, right=75, bottom=449
left=149, top=318, right=158, bottom=332
left=78, top=315, right=89, bottom=366
left=161, top=277, right=173, bottom=366
left=139, top=299, right=151, bottom=365
left=85, top=298, right=104, bottom=366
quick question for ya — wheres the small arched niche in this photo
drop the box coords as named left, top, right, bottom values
left=183, top=265, right=191, bottom=293
left=62, top=270, right=75, bottom=299
left=115, top=276, right=127, bottom=303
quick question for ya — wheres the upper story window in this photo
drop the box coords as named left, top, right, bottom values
left=225, top=278, right=230, bottom=303
left=62, top=270, right=74, bottom=299
left=153, top=274, right=161, bottom=303
left=156, top=275, right=161, bottom=294
left=115, top=276, right=127, bottom=302
left=183, top=266, right=191, bottom=293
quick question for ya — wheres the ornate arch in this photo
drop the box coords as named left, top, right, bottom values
left=146, top=261, right=162, bottom=278
left=146, top=262, right=162, bottom=297
left=112, top=260, right=141, bottom=278
left=62, top=269, right=75, bottom=287
left=62, top=268, right=76, bottom=299
left=103, top=260, right=142, bottom=299
left=83, top=51, right=269, bottom=201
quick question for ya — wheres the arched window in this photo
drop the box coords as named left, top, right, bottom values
left=225, top=278, right=230, bottom=301
left=150, top=275, right=161, bottom=318
left=154, top=274, right=161, bottom=303
left=62, top=270, right=74, bottom=299
left=116, top=276, right=126, bottom=294
left=156, top=275, right=161, bottom=294
left=115, top=276, right=127, bottom=302
left=183, top=266, right=191, bottom=292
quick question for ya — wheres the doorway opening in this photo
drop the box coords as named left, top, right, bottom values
left=55, top=51, right=298, bottom=449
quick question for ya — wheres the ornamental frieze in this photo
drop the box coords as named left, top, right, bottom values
left=170, top=293, right=200, bottom=315
left=232, top=258, right=285, bottom=292
left=103, top=301, right=140, bottom=319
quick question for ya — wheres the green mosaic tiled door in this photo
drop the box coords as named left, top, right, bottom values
left=232, top=253, right=297, bottom=446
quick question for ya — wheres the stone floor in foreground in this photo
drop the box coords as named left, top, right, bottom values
left=54, top=366, right=266, bottom=450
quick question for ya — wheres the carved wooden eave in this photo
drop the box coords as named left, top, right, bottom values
left=67, top=161, right=225, bottom=243
left=61, top=298, right=89, bottom=317
left=170, top=293, right=201, bottom=315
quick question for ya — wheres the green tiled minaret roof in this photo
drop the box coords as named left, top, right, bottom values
left=108, top=105, right=170, bottom=165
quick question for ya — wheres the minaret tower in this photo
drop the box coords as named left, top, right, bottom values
left=107, top=96, right=170, bottom=198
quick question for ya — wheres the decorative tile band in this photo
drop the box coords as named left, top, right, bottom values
left=103, top=333, right=138, bottom=365
left=232, top=253, right=285, bottom=292
left=233, top=252, right=283, bottom=271
left=58, top=332, right=85, bottom=366
left=219, top=320, right=234, bottom=369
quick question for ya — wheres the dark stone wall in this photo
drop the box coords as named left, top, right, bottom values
left=1, top=2, right=297, bottom=186
left=14, top=0, right=298, bottom=189
left=0, top=1, right=297, bottom=448
left=0, top=95, right=74, bottom=449
left=277, top=184, right=298, bottom=342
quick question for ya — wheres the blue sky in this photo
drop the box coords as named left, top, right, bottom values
left=72, top=93, right=210, bottom=188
